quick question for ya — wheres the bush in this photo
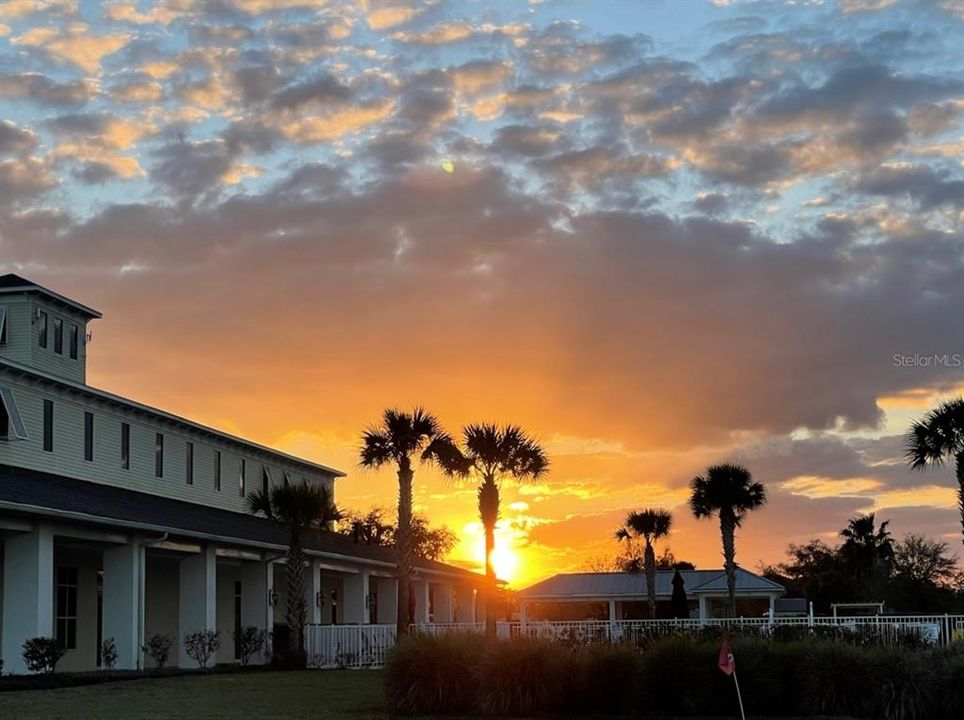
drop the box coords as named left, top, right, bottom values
left=385, top=632, right=482, bottom=715
left=233, top=626, right=267, bottom=666
left=576, top=643, right=640, bottom=715
left=100, top=638, right=118, bottom=670
left=22, top=637, right=66, bottom=673
left=183, top=629, right=220, bottom=669
left=477, top=637, right=573, bottom=716
left=142, top=633, right=173, bottom=669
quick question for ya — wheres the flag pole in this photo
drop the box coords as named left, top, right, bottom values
left=731, top=669, right=747, bottom=720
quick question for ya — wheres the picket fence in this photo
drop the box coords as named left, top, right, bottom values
left=303, top=614, right=964, bottom=669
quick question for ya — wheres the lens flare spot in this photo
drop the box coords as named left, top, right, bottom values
left=441, top=160, right=455, bottom=173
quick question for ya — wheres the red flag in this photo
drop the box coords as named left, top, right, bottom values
left=718, top=635, right=735, bottom=676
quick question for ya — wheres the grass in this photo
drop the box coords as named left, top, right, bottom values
left=0, top=668, right=856, bottom=719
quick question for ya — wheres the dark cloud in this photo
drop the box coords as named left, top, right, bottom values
left=690, top=192, right=729, bottom=216
left=234, top=64, right=284, bottom=104
left=853, top=164, right=964, bottom=209
left=491, top=124, right=564, bottom=157
left=269, top=72, right=352, bottom=110
left=71, top=162, right=123, bottom=185
left=0, top=121, right=38, bottom=156
left=149, top=140, right=237, bottom=202
left=0, top=73, right=96, bottom=107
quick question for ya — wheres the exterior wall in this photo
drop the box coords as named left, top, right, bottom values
left=0, top=374, right=336, bottom=516
left=320, top=573, right=345, bottom=625
left=215, top=560, right=241, bottom=664
left=0, top=295, right=33, bottom=367
left=0, top=295, right=91, bottom=384
left=144, top=555, right=179, bottom=668
left=54, top=547, right=100, bottom=672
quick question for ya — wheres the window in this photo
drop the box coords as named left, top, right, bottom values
left=0, top=307, right=7, bottom=344
left=239, top=458, right=246, bottom=497
left=215, top=450, right=221, bottom=491
left=38, top=310, right=48, bottom=348
left=121, top=422, right=130, bottom=469
left=0, top=387, right=28, bottom=440
left=155, top=433, right=164, bottom=477
left=56, top=566, right=78, bottom=650
left=43, top=399, right=53, bottom=452
left=186, top=442, right=194, bottom=485
left=262, top=467, right=271, bottom=496
left=53, top=317, right=63, bottom=354
left=69, top=324, right=79, bottom=359
left=84, top=412, right=93, bottom=461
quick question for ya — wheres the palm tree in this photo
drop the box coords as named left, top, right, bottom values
left=359, top=408, right=461, bottom=635
left=247, top=481, right=341, bottom=660
left=457, top=424, right=548, bottom=636
left=690, top=463, right=766, bottom=618
left=906, top=397, right=964, bottom=547
left=615, top=508, right=672, bottom=619
left=839, top=513, right=894, bottom=598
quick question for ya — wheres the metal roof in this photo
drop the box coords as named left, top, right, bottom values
left=0, top=273, right=102, bottom=319
left=518, top=569, right=784, bottom=600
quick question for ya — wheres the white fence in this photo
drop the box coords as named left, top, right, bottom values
left=304, top=614, right=964, bottom=669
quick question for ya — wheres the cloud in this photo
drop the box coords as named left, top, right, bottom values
left=279, top=100, right=395, bottom=142
left=11, top=23, right=131, bottom=74
left=0, top=157, right=57, bottom=208
left=0, top=72, right=97, bottom=106
left=0, top=120, right=38, bottom=156
left=367, top=4, right=417, bottom=31
left=852, top=163, right=964, bottom=210
left=110, top=80, right=165, bottom=103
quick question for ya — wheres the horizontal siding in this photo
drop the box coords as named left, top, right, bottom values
left=0, top=296, right=33, bottom=366
left=0, top=374, right=336, bottom=517
left=25, top=298, right=90, bottom=385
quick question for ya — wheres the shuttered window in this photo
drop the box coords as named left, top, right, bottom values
left=0, top=387, right=28, bottom=440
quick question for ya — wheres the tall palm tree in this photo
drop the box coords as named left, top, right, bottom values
left=359, top=408, right=461, bottom=635
left=906, top=397, right=964, bottom=547
left=690, top=463, right=766, bottom=618
left=457, top=424, right=548, bottom=636
left=615, top=508, right=672, bottom=619
left=247, top=481, right=341, bottom=660
left=839, top=513, right=894, bottom=598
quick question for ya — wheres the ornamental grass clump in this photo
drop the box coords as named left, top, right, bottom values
left=384, top=632, right=483, bottom=715
left=476, top=637, right=573, bottom=716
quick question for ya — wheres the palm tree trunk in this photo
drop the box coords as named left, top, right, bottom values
left=479, top=476, right=500, bottom=638
left=720, top=511, right=737, bottom=619
left=644, top=540, right=657, bottom=620
left=286, top=533, right=307, bottom=661
left=396, top=462, right=414, bottom=636
left=957, top=452, right=963, bottom=548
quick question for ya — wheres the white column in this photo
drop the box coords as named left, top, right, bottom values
left=304, top=559, right=322, bottom=625
left=2, top=526, right=54, bottom=674
left=454, top=585, right=476, bottom=623
left=768, top=593, right=776, bottom=625
left=342, top=571, right=370, bottom=624
left=433, top=583, right=454, bottom=623
left=375, top=577, right=397, bottom=624
left=412, top=579, right=430, bottom=624
left=698, top=595, right=709, bottom=623
left=240, top=559, right=272, bottom=664
left=103, top=542, right=144, bottom=670
left=178, top=545, right=217, bottom=667
left=608, top=599, right=617, bottom=621
left=519, top=600, right=528, bottom=626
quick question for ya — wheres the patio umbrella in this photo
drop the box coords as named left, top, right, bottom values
left=671, top=570, right=689, bottom=619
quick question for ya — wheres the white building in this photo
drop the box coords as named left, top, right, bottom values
left=518, top=569, right=785, bottom=623
left=0, top=274, right=480, bottom=673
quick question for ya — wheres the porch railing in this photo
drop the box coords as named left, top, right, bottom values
left=305, top=614, right=964, bottom=668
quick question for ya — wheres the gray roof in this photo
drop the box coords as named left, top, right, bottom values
left=0, top=273, right=102, bottom=319
left=0, top=465, right=478, bottom=580
left=518, top=569, right=784, bottom=600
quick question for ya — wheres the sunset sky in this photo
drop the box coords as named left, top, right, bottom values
left=2, top=0, right=962, bottom=586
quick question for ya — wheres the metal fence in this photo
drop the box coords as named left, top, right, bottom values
left=304, top=614, right=964, bottom=669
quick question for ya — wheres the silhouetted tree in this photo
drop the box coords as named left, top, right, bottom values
left=671, top=570, right=689, bottom=619
left=690, top=463, right=767, bottom=617
left=840, top=513, right=894, bottom=600
left=454, top=424, right=548, bottom=637
left=359, top=408, right=461, bottom=635
left=906, top=397, right=964, bottom=547
left=339, top=508, right=457, bottom=561
left=616, top=508, right=673, bottom=618
left=247, top=482, right=341, bottom=660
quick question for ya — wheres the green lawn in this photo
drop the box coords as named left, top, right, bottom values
left=0, top=669, right=855, bottom=720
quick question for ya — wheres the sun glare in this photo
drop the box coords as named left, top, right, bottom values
left=491, top=544, right=519, bottom=583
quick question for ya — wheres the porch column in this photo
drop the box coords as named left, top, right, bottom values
left=454, top=585, right=475, bottom=622
left=342, top=570, right=370, bottom=624
left=768, top=593, right=776, bottom=625
left=375, top=577, right=397, bottom=624
left=698, top=595, right=709, bottom=623
left=240, top=559, right=272, bottom=664
left=103, top=542, right=144, bottom=670
left=412, top=579, right=430, bottom=624
left=1, top=525, right=54, bottom=674
left=608, top=599, right=617, bottom=622
left=304, top=559, right=322, bottom=625
left=433, top=583, right=454, bottom=623
left=178, top=545, right=217, bottom=667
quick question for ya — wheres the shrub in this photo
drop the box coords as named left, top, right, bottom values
left=477, top=637, right=573, bottom=716
left=936, top=648, right=964, bottom=720
left=873, top=648, right=936, bottom=720
left=576, top=643, right=640, bottom=715
left=639, top=636, right=729, bottom=716
left=183, top=629, right=220, bottom=668
left=232, top=626, right=267, bottom=666
left=385, top=632, right=482, bottom=715
left=100, top=638, right=118, bottom=670
left=799, top=641, right=879, bottom=718
left=22, top=637, right=65, bottom=674
left=142, top=633, right=173, bottom=669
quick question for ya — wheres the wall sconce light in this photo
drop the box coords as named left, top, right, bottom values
left=269, top=590, right=280, bottom=607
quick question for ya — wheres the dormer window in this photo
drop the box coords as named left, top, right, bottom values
left=0, top=307, right=7, bottom=344
left=38, top=310, right=48, bottom=348
left=0, top=386, right=29, bottom=440
left=53, top=317, right=63, bottom=354
left=69, top=324, right=79, bottom=359
left=262, top=467, right=271, bottom=496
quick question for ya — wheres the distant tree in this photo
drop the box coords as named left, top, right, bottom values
left=906, top=398, right=964, bottom=547
left=581, top=547, right=694, bottom=574
left=454, top=423, right=549, bottom=637
left=893, top=533, right=958, bottom=587
left=655, top=547, right=696, bottom=571
left=762, top=539, right=852, bottom=613
left=840, top=513, right=894, bottom=600
left=359, top=408, right=462, bottom=636
left=247, top=481, right=341, bottom=660
left=690, top=463, right=767, bottom=617
left=616, top=508, right=673, bottom=619
left=339, top=507, right=457, bottom=561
